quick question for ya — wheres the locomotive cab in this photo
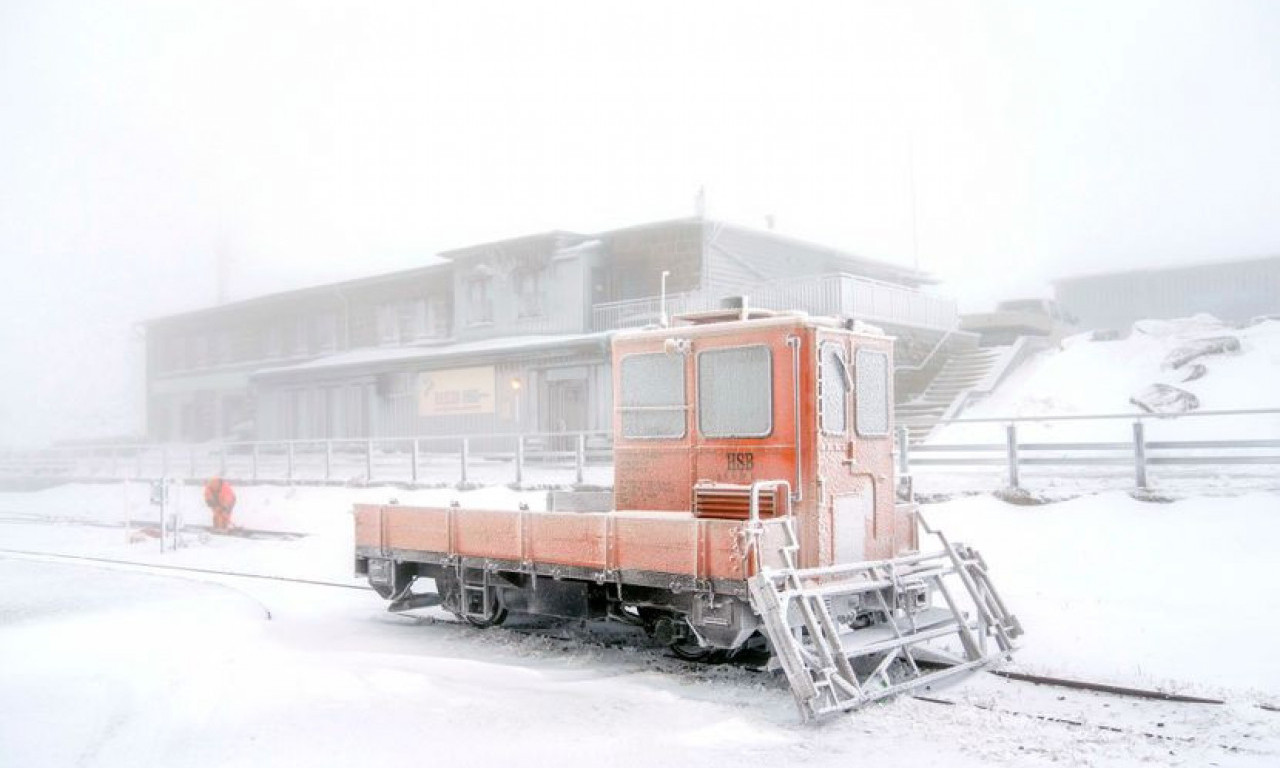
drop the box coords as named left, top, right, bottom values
left=613, top=309, right=916, bottom=568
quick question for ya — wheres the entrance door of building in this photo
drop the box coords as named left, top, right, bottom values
left=541, top=377, right=587, bottom=450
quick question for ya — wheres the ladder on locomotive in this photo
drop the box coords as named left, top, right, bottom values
left=458, top=563, right=498, bottom=621
left=746, top=512, right=1023, bottom=722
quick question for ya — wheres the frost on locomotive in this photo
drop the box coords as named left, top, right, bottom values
left=354, top=307, right=1021, bottom=721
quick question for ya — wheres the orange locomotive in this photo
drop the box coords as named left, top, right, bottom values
left=354, top=307, right=1021, bottom=720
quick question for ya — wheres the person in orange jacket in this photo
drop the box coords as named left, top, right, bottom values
left=203, top=476, right=237, bottom=532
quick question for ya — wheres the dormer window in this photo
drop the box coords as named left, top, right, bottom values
left=467, top=274, right=494, bottom=325
left=513, top=267, right=545, bottom=319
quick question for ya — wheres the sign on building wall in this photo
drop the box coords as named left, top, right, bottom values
left=418, top=367, right=496, bottom=416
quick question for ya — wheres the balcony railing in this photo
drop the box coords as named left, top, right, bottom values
left=590, top=273, right=958, bottom=332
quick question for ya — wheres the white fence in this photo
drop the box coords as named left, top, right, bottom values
left=0, top=431, right=615, bottom=489
left=5, top=410, right=1278, bottom=495
left=899, top=408, right=1280, bottom=495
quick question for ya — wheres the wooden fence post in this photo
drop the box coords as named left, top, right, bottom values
left=896, top=425, right=910, bottom=477
left=1005, top=423, right=1020, bottom=489
left=1133, top=420, right=1148, bottom=489
left=460, top=438, right=469, bottom=485
left=514, top=435, right=524, bottom=485
left=411, top=439, right=420, bottom=485
left=575, top=433, right=586, bottom=485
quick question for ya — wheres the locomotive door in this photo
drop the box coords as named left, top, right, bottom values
left=817, top=333, right=871, bottom=564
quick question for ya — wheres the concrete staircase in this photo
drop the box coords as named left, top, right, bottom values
left=895, top=346, right=1007, bottom=444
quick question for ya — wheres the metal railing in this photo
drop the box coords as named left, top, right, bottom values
left=897, top=408, right=1280, bottom=493
left=0, top=430, right=615, bottom=488
left=590, top=273, right=958, bottom=332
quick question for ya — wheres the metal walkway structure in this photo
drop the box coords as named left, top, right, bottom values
left=746, top=512, right=1023, bottom=722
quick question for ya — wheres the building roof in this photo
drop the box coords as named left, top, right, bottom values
left=251, top=332, right=611, bottom=380
left=142, top=258, right=450, bottom=327
left=144, top=216, right=934, bottom=326
left=1053, top=254, right=1280, bottom=285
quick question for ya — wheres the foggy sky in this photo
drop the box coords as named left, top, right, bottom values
left=1, top=0, right=1278, bottom=445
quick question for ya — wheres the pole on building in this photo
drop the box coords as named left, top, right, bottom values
left=251, top=443, right=259, bottom=482
left=366, top=439, right=374, bottom=484
left=324, top=440, right=333, bottom=482
left=1005, top=423, right=1020, bottom=490
left=287, top=441, right=295, bottom=484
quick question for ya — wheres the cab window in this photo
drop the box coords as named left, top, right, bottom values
left=698, top=345, right=772, bottom=438
left=619, top=353, right=686, bottom=439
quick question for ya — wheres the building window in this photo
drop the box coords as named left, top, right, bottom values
left=467, top=276, right=494, bottom=325
left=426, top=296, right=446, bottom=337
left=376, top=304, right=399, bottom=345
left=313, top=313, right=339, bottom=352
left=698, top=345, right=772, bottom=438
left=819, top=342, right=849, bottom=435
left=619, top=353, right=686, bottom=439
left=513, top=267, right=545, bottom=319
left=264, top=326, right=284, bottom=359
left=290, top=317, right=309, bottom=356
left=855, top=348, right=890, bottom=437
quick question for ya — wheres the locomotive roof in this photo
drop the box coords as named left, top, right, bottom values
left=612, top=312, right=892, bottom=344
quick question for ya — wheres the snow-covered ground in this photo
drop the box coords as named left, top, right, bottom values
left=947, top=315, right=1280, bottom=440
left=918, top=315, right=1280, bottom=495
left=1, top=482, right=1278, bottom=766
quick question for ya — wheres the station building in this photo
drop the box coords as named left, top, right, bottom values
left=1054, top=255, right=1280, bottom=331
left=143, top=218, right=959, bottom=444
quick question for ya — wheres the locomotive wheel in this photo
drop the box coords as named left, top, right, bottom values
left=463, top=605, right=509, bottom=628
left=669, top=641, right=725, bottom=663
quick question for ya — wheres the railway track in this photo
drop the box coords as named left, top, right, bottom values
left=0, top=511, right=307, bottom=541
left=1, top=545, right=1275, bottom=757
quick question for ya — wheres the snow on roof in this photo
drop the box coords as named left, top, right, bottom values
left=143, top=258, right=451, bottom=326
left=252, top=332, right=611, bottom=379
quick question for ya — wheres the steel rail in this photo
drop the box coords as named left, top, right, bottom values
left=989, top=669, right=1225, bottom=704
left=0, top=547, right=372, bottom=591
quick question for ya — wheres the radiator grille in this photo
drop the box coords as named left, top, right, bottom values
left=693, top=483, right=779, bottom=520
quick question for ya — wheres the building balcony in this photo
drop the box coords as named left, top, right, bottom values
left=590, top=273, right=958, bottom=332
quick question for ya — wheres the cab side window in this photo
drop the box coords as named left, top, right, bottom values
left=819, top=342, right=849, bottom=435
left=855, top=348, right=890, bottom=437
